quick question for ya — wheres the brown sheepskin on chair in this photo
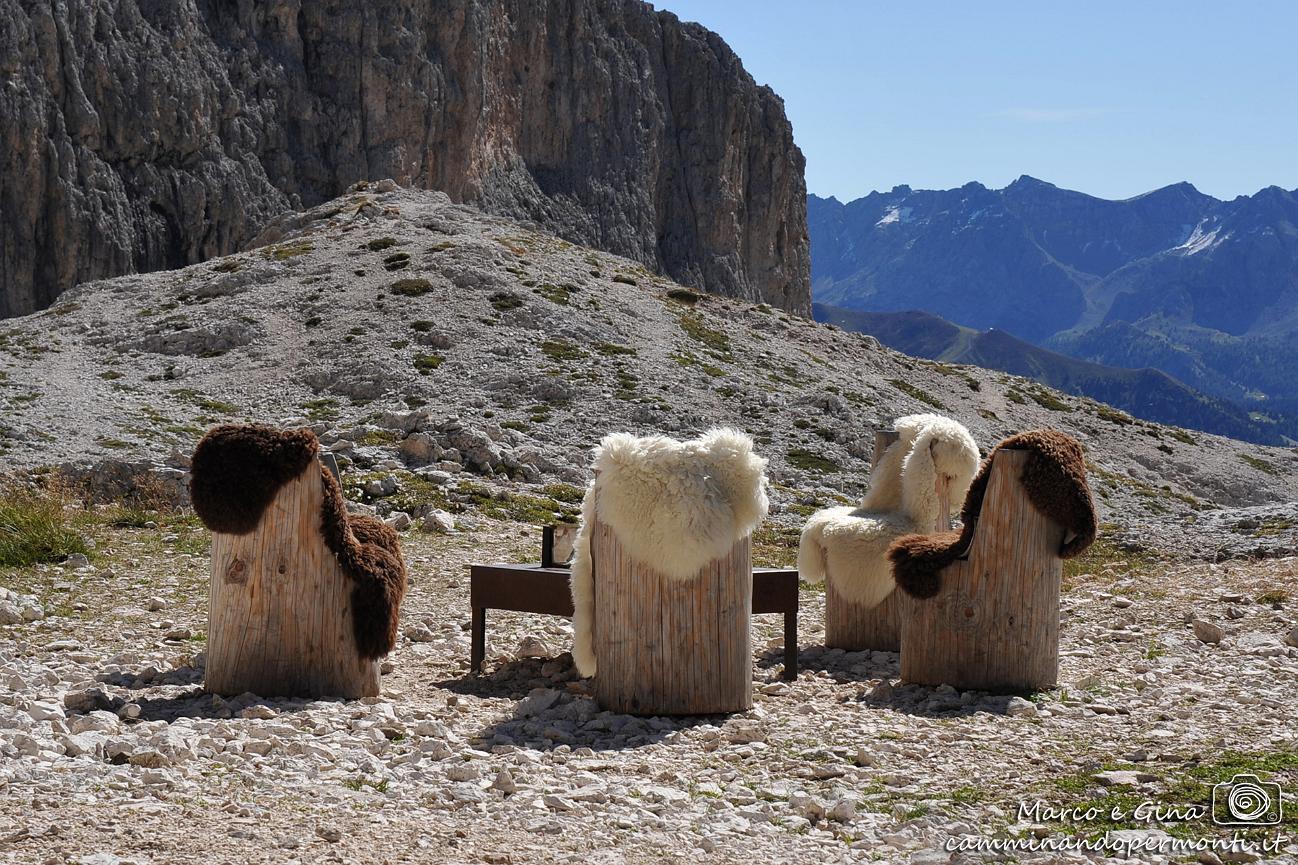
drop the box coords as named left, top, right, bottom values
left=189, top=424, right=407, bottom=659
left=887, top=429, right=1097, bottom=600
left=318, top=465, right=408, bottom=659
left=190, top=424, right=319, bottom=534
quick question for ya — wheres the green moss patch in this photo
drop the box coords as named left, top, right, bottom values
left=413, top=354, right=444, bottom=374
left=679, top=312, right=731, bottom=355
left=1240, top=453, right=1281, bottom=476
left=392, top=278, right=433, bottom=297
left=540, top=340, right=587, bottom=362
left=889, top=379, right=946, bottom=410
left=262, top=240, right=314, bottom=261
left=490, top=292, right=523, bottom=311
left=786, top=448, right=841, bottom=474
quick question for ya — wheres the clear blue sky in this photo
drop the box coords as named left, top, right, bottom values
left=655, top=1, right=1298, bottom=202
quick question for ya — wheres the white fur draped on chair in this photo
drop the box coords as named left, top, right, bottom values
left=797, top=413, right=980, bottom=610
left=568, top=428, right=770, bottom=677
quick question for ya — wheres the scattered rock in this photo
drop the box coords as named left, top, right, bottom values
left=1094, top=770, right=1159, bottom=786
left=827, top=799, right=856, bottom=822
left=405, top=623, right=435, bottom=643
left=517, top=688, right=562, bottom=717
left=516, top=636, right=553, bottom=659
left=364, top=475, right=399, bottom=497
left=399, top=433, right=440, bottom=466
left=421, top=510, right=457, bottom=533
left=1193, top=620, right=1225, bottom=644
left=492, top=768, right=518, bottom=794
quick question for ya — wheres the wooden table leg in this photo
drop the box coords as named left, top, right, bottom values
left=471, top=606, right=486, bottom=673
left=783, top=605, right=798, bottom=680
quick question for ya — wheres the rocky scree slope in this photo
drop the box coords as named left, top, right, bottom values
left=5, top=184, right=1298, bottom=556
left=0, top=0, right=808, bottom=317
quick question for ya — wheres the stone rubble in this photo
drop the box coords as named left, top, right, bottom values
left=2, top=526, right=1296, bottom=863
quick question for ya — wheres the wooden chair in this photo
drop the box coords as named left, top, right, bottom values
left=815, top=420, right=976, bottom=652
left=890, top=431, right=1097, bottom=691
left=569, top=429, right=771, bottom=715
left=588, top=507, right=754, bottom=715
left=824, top=429, right=948, bottom=651
left=191, top=425, right=407, bottom=699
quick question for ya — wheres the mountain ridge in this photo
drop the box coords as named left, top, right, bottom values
left=812, top=303, right=1297, bottom=445
left=809, top=178, right=1298, bottom=427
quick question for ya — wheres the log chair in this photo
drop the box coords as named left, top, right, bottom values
left=191, top=425, right=407, bottom=699
left=590, top=510, right=754, bottom=715
left=568, top=428, right=769, bottom=716
left=891, top=431, right=1098, bottom=692
left=824, top=429, right=952, bottom=652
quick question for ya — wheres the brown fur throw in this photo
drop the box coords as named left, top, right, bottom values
left=317, top=465, right=408, bottom=659
left=887, top=429, right=1097, bottom=600
left=189, top=424, right=407, bottom=659
left=190, top=424, right=319, bottom=534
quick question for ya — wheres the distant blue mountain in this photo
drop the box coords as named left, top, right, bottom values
left=812, top=304, right=1296, bottom=445
left=809, top=178, right=1298, bottom=437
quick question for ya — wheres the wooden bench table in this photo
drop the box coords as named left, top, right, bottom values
left=469, top=564, right=800, bottom=680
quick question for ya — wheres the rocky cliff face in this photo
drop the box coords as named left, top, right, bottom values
left=0, top=0, right=809, bottom=318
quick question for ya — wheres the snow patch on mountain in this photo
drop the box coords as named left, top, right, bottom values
left=875, top=206, right=914, bottom=227
left=1174, top=221, right=1227, bottom=256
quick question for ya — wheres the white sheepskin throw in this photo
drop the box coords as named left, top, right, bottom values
left=568, top=428, right=769, bottom=677
left=797, top=414, right=979, bottom=608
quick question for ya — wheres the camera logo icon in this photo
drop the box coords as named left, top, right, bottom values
left=1212, top=774, right=1283, bottom=826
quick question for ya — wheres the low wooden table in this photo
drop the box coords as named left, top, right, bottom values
left=469, top=564, right=800, bottom=680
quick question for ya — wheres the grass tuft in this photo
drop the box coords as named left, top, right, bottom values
left=1240, top=453, right=1281, bottom=476
left=889, top=379, right=946, bottom=410
left=0, top=480, right=91, bottom=568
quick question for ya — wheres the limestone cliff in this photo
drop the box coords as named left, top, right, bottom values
left=0, top=0, right=809, bottom=317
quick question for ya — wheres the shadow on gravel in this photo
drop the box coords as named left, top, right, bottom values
left=857, top=687, right=1043, bottom=720
left=762, top=645, right=1044, bottom=719
left=470, top=697, right=719, bottom=754
left=441, top=658, right=738, bottom=753
left=73, top=662, right=344, bottom=723
left=128, top=687, right=330, bottom=722
left=754, top=645, right=901, bottom=682
left=433, top=656, right=579, bottom=701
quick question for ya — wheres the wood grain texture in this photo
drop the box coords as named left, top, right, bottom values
left=826, top=578, right=901, bottom=652
left=591, top=513, right=753, bottom=715
left=207, top=465, right=380, bottom=698
left=825, top=430, right=903, bottom=651
left=899, top=448, right=1063, bottom=691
